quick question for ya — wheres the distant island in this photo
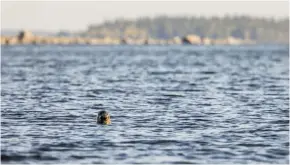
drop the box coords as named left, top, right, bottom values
left=81, top=15, right=289, bottom=44
left=1, top=15, right=289, bottom=45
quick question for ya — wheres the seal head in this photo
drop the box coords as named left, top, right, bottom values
left=97, top=111, right=111, bottom=125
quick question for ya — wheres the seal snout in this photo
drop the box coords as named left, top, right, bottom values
left=97, top=110, right=111, bottom=125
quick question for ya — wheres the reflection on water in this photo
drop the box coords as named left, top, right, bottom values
left=1, top=45, right=289, bottom=163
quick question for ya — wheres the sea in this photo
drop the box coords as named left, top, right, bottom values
left=1, top=45, right=289, bottom=164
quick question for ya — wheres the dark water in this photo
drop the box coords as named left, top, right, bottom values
left=1, top=45, right=289, bottom=164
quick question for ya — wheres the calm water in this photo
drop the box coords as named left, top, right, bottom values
left=1, top=45, right=289, bottom=164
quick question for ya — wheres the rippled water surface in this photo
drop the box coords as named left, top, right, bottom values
left=1, top=45, right=289, bottom=164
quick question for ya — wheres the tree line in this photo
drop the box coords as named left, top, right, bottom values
left=79, top=15, right=289, bottom=43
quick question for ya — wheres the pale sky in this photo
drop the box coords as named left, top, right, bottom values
left=1, top=1, right=289, bottom=32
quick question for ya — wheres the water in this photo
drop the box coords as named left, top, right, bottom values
left=1, top=45, right=289, bottom=164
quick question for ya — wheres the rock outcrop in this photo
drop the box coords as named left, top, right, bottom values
left=18, top=30, right=35, bottom=44
left=1, top=37, right=7, bottom=45
left=202, top=37, right=212, bottom=45
left=182, top=35, right=202, bottom=45
left=6, top=37, right=19, bottom=45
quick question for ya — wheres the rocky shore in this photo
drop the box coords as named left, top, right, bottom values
left=1, top=30, right=256, bottom=46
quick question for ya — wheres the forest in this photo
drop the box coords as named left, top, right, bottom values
left=79, top=15, right=289, bottom=44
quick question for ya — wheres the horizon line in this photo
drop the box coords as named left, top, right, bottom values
left=1, top=14, right=289, bottom=33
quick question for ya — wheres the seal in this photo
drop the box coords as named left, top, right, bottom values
left=97, top=110, right=111, bottom=125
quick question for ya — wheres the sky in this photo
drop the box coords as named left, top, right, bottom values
left=1, top=1, right=289, bottom=32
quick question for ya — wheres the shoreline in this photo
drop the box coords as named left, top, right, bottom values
left=1, top=30, right=259, bottom=46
